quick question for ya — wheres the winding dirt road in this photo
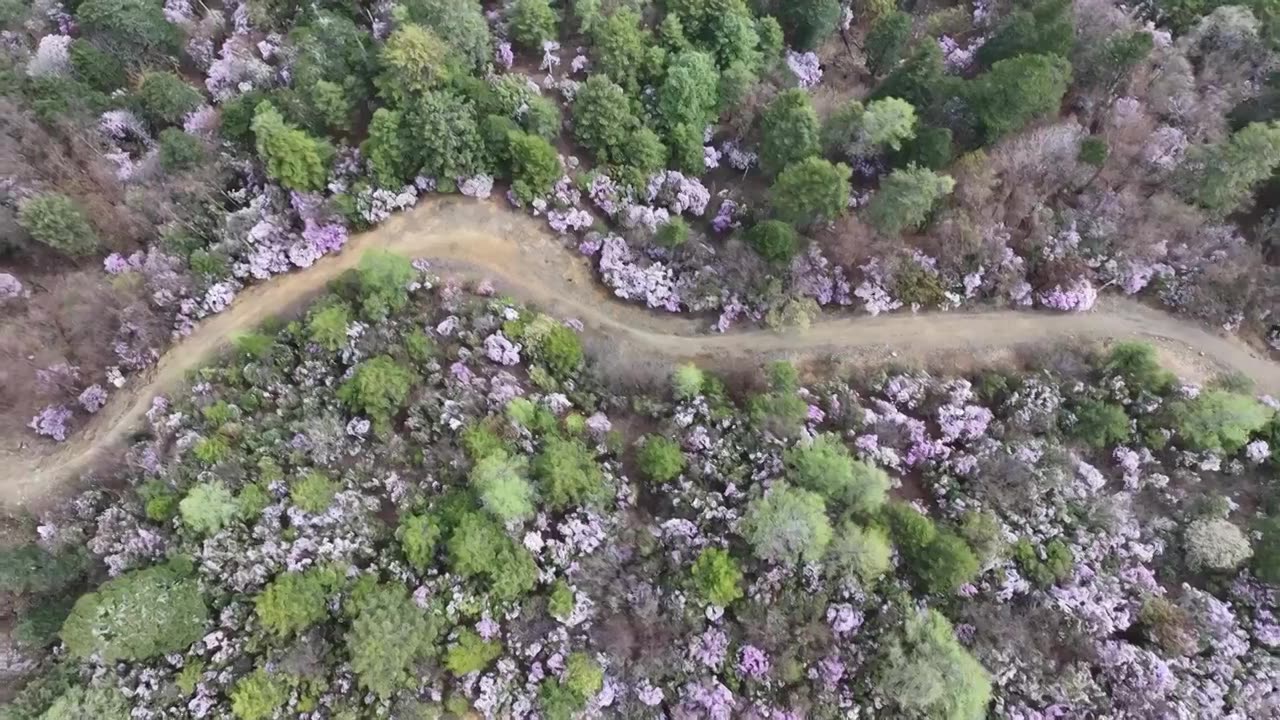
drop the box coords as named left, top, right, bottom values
left=5, top=196, right=1279, bottom=510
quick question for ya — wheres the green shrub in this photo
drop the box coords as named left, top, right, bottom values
left=445, top=629, right=502, bottom=675
left=747, top=220, right=799, bottom=264
left=533, top=437, right=607, bottom=509
left=1167, top=390, right=1271, bottom=453
left=826, top=522, right=893, bottom=584
left=770, top=157, right=852, bottom=228
left=69, top=39, right=126, bottom=92
left=308, top=302, right=352, bottom=351
left=1070, top=400, right=1131, bottom=449
left=76, top=0, right=182, bottom=58
left=548, top=579, right=575, bottom=619
left=39, top=685, right=130, bottom=720
left=61, top=565, right=208, bottom=662
left=875, top=609, right=992, bottom=720
left=509, top=131, right=561, bottom=204
left=447, top=511, right=538, bottom=601
left=1253, top=515, right=1280, bottom=583
left=690, top=547, right=744, bottom=606
left=1101, top=342, right=1176, bottom=396
left=1012, top=538, right=1074, bottom=587
left=510, top=0, right=558, bottom=49
left=399, top=512, right=444, bottom=572
left=356, top=252, right=416, bottom=319
left=290, top=471, right=337, bottom=513
left=251, top=101, right=333, bottom=191
left=231, top=668, right=289, bottom=720
left=540, top=652, right=603, bottom=719
left=0, top=544, right=86, bottom=595
left=346, top=584, right=441, bottom=698
left=760, top=89, right=821, bottom=176
left=917, top=532, right=980, bottom=594
left=636, top=435, right=686, bottom=483
left=157, top=128, right=205, bottom=171
left=17, top=193, right=97, bottom=256
left=957, top=510, right=1005, bottom=567
left=138, top=71, right=203, bottom=126
left=672, top=363, right=705, bottom=399
left=742, top=483, right=833, bottom=565
left=471, top=451, right=536, bottom=522
left=338, top=355, right=416, bottom=428
left=256, top=567, right=340, bottom=637
left=785, top=434, right=889, bottom=515
left=655, top=217, right=691, bottom=248
left=14, top=597, right=75, bottom=648
left=179, top=480, right=239, bottom=535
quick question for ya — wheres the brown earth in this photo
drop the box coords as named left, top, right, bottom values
left=4, top=196, right=1277, bottom=510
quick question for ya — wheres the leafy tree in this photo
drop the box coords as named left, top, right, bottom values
left=138, top=71, right=203, bottom=126
left=691, top=547, right=744, bottom=606
left=179, top=481, right=239, bottom=535
left=669, top=0, right=762, bottom=69
left=668, top=121, right=706, bottom=173
left=445, top=629, right=502, bottom=675
left=976, top=0, right=1073, bottom=66
left=1167, top=390, right=1271, bottom=453
left=958, top=509, right=1005, bottom=568
left=471, top=451, right=536, bottom=522
left=1078, top=136, right=1108, bottom=168
left=256, top=568, right=339, bottom=637
left=624, top=127, right=668, bottom=185
left=357, top=251, right=416, bottom=319
left=572, top=75, right=639, bottom=166
left=865, top=10, right=911, bottom=76
left=1011, top=538, right=1074, bottom=587
left=672, top=363, right=705, bottom=399
left=158, top=128, right=205, bottom=171
left=39, top=685, right=130, bottom=720
left=511, top=0, right=559, bottom=49
left=718, top=59, right=757, bottom=111
left=337, top=355, right=416, bottom=428
left=770, top=157, right=852, bottom=227
left=655, top=217, right=691, bottom=248
left=747, top=220, right=799, bottom=263
left=1185, top=517, right=1253, bottom=571
left=786, top=435, right=890, bottom=515
left=872, top=44, right=946, bottom=113
left=251, top=102, right=333, bottom=191
left=1180, top=121, right=1280, bottom=216
left=1070, top=400, right=1131, bottom=449
left=398, top=512, right=444, bottom=571
left=778, top=0, right=841, bottom=50
left=0, top=544, right=85, bottom=595
left=1080, top=31, right=1154, bottom=97
left=540, top=652, right=603, bottom=719
left=917, top=531, right=980, bottom=594
left=827, top=522, right=893, bottom=584
left=363, top=109, right=415, bottom=187
left=892, top=125, right=953, bottom=170
left=636, top=435, right=686, bottom=483
left=523, top=315, right=585, bottom=376
left=742, top=483, right=833, bottom=565
left=405, top=90, right=487, bottom=183
left=857, top=97, right=918, bottom=154
left=1102, top=342, right=1176, bottom=397
left=876, top=609, right=992, bottom=720
left=17, top=193, right=97, bottom=256
left=592, top=9, right=653, bottom=93
left=291, top=471, right=337, bottom=513
left=968, top=54, right=1071, bottom=141
left=867, top=164, right=955, bottom=235
left=377, top=24, right=452, bottom=105
left=62, top=565, right=207, bottom=662
left=757, top=14, right=785, bottom=61
left=885, top=501, right=937, bottom=557
left=346, top=584, right=440, bottom=698
left=658, top=50, right=720, bottom=132
left=760, top=89, right=822, bottom=175
left=401, top=0, right=493, bottom=70
left=308, top=302, right=352, bottom=351
left=69, top=39, right=127, bottom=92
left=76, top=0, right=181, bottom=59
left=509, top=131, right=561, bottom=204
left=446, top=511, right=538, bottom=600
left=548, top=579, right=574, bottom=619
left=534, top=437, right=608, bottom=509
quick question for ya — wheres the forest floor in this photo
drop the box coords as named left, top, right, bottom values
left=3, top=196, right=1277, bottom=510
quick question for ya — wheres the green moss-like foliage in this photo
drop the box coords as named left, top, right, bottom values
left=179, top=480, right=239, bottom=535
left=230, top=668, right=289, bottom=720
left=1012, top=538, right=1074, bottom=587
left=255, top=567, right=341, bottom=637
left=826, top=522, right=893, bottom=584
left=399, top=511, right=445, bottom=572
left=17, top=193, right=98, bottom=256
left=445, top=629, right=502, bottom=675
left=308, top=302, right=352, bottom=352
left=1070, top=400, right=1132, bottom=449
left=290, top=471, right=338, bottom=513
left=1167, top=390, right=1272, bottom=453
left=471, top=451, right=536, bottom=522
left=338, top=355, right=416, bottom=429
left=672, top=363, right=706, bottom=399
left=39, top=685, right=130, bottom=720
left=61, top=565, right=208, bottom=662
left=785, top=434, right=889, bottom=515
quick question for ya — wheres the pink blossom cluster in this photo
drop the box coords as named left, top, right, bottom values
left=938, top=35, right=986, bottom=71
left=547, top=208, right=592, bottom=234
left=0, top=272, right=24, bottom=300
left=785, top=50, right=822, bottom=88
left=495, top=41, right=514, bottom=69
left=646, top=170, right=710, bottom=216
left=853, top=259, right=904, bottom=315
left=483, top=332, right=522, bottom=365
left=1037, top=279, right=1098, bottom=312
left=597, top=235, right=682, bottom=311
left=29, top=404, right=73, bottom=441
left=78, top=384, right=108, bottom=413
left=791, top=246, right=853, bottom=306
left=711, top=199, right=740, bottom=233
left=27, top=34, right=71, bottom=77
left=205, top=36, right=273, bottom=102
left=459, top=174, right=495, bottom=199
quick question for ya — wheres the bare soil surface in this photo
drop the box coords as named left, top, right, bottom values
left=4, top=196, right=1278, bottom=510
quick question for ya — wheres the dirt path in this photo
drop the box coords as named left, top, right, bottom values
left=5, top=196, right=1279, bottom=510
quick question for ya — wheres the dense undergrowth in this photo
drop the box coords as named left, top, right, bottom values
left=3, top=255, right=1280, bottom=718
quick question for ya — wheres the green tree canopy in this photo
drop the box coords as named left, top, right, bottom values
left=61, top=565, right=208, bottom=662
left=533, top=437, right=608, bottom=509
left=509, top=131, right=561, bottom=204
left=876, top=609, right=993, bottom=720
left=867, top=164, right=955, bottom=235
left=377, top=23, right=453, bottom=105
left=346, top=583, right=441, bottom=698
left=968, top=54, right=1071, bottom=141
left=179, top=481, right=239, bottom=536
left=251, top=101, right=333, bottom=191
left=255, top=567, right=340, bottom=638
left=865, top=10, right=911, bottom=76
left=657, top=50, right=720, bottom=133
left=17, top=193, right=98, bottom=256
left=510, top=0, right=559, bottom=49
left=770, top=157, right=852, bottom=228
left=760, top=88, right=821, bottom=175
left=1167, top=390, right=1272, bottom=453
left=785, top=434, right=890, bottom=515
left=572, top=75, right=641, bottom=167
left=471, top=451, right=536, bottom=522
left=742, top=483, right=833, bottom=565
left=1180, top=122, right=1280, bottom=216
left=337, top=355, right=416, bottom=428
left=691, top=547, right=744, bottom=606
left=976, top=0, right=1073, bottom=66
left=778, top=0, right=841, bottom=50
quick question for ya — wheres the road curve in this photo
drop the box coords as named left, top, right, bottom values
left=4, top=196, right=1278, bottom=509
